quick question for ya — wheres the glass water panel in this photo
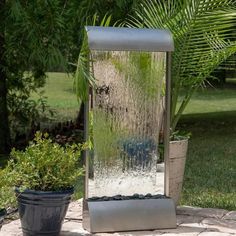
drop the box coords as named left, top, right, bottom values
left=88, top=51, right=166, bottom=198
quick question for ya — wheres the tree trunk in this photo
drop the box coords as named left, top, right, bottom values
left=0, top=0, right=11, bottom=156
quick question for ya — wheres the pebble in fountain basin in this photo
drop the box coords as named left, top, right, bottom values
left=88, top=193, right=169, bottom=201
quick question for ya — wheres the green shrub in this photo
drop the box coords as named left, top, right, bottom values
left=0, top=174, right=16, bottom=209
left=2, top=132, right=85, bottom=192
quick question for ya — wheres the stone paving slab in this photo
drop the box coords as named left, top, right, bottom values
left=223, top=212, right=236, bottom=221
left=1, top=199, right=236, bottom=236
left=176, top=206, right=229, bottom=219
left=201, top=218, right=236, bottom=234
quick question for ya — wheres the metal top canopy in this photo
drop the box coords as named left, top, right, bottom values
left=85, top=26, right=174, bottom=52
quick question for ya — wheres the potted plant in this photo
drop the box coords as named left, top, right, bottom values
left=1, top=132, right=85, bottom=236
left=129, top=0, right=236, bottom=204
left=168, top=131, right=191, bottom=204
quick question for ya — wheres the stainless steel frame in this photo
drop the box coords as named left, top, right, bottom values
left=164, top=52, right=172, bottom=196
left=85, top=26, right=174, bottom=52
left=83, top=101, right=89, bottom=200
left=82, top=26, right=175, bottom=233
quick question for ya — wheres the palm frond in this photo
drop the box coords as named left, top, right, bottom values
left=128, top=0, right=236, bottom=131
left=74, top=14, right=112, bottom=103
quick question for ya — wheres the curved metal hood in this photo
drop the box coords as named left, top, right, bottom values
left=85, top=26, right=174, bottom=52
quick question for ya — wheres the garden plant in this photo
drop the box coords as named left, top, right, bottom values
left=128, top=0, right=236, bottom=133
left=0, top=132, right=86, bottom=235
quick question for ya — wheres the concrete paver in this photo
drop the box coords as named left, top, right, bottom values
left=201, top=218, right=236, bottom=234
left=176, top=206, right=228, bottom=219
left=198, top=232, right=232, bottom=236
left=223, top=212, right=236, bottom=221
left=1, top=199, right=236, bottom=236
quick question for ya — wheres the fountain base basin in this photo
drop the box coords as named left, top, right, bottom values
left=83, top=198, right=176, bottom=233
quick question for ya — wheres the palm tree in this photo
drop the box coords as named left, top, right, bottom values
left=128, top=0, right=236, bottom=132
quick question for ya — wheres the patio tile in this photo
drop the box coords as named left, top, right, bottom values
left=0, top=219, right=21, bottom=236
left=60, top=221, right=90, bottom=236
left=154, top=225, right=205, bottom=235
left=66, top=199, right=83, bottom=220
left=201, top=217, right=236, bottom=234
left=222, top=211, right=236, bottom=221
left=100, top=230, right=164, bottom=235
left=177, top=206, right=228, bottom=219
left=198, top=232, right=232, bottom=236
left=177, top=214, right=204, bottom=225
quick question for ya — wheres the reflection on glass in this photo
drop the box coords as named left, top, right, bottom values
left=88, top=51, right=166, bottom=197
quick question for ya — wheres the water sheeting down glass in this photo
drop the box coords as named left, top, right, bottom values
left=88, top=51, right=166, bottom=198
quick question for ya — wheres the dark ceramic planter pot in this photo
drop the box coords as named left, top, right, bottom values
left=15, top=188, right=73, bottom=236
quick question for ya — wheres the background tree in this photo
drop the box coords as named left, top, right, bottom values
left=0, top=0, right=11, bottom=155
left=0, top=0, right=140, bottom=158
left=0, top=0, right=75, bottom=156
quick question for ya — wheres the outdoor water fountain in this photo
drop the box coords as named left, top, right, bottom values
left=83, top=26, right=176, bottom=233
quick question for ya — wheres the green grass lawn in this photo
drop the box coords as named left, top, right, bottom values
left=181, top=86, right=236, bottom=115
left=178, top=80, right=236, bottom=210
left=32, top=72, right=80, bottom=122
left=179, top=112, right=236, bottom=210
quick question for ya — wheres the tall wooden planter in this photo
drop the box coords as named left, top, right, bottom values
left=169, top=139, right=188, bottom=205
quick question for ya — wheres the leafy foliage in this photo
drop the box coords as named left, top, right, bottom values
left=0, top=0, right=141, bottom=147
left=76, top=0, right=141, bottom=26
left=1, top=132, right=85, bottom=192
left=8, top=88, right=53, bottom=142
left=0, top=179, right=16, bottom=209
left=1, top=1, right=80, bottom=142
left=170, top=130, right=191, bottom=141
left=128, top=0, right=236, bottom=132
left=74, top=14, right=112, bottom=103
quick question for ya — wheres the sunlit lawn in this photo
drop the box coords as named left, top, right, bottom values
left=181, top=86, right=236, bottom=115
left=31, top=72, right=80, bottom=122
left=177, top=79, right=236, bottom=210
left=179, top=111, right=236, bottom=210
